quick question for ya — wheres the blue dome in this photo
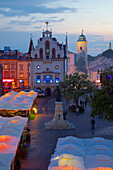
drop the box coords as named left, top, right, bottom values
left=77, top=34, right=87, bottom=41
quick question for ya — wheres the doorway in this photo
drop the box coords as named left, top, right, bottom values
left=45, top=88, right=51, bottom=96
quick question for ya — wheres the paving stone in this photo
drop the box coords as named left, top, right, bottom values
left=21, top=96, right=113, bottom=170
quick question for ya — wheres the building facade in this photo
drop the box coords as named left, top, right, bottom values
left=28, top=24, right=68, bottom=95
left=0, top=48, right=28, bottom=88
left=89, top=56, right=113, bottom=85
left=17, top=55, right=28, bottom=88
left=76, top=31, right=88, bottom=74
left=68, top=51, right=75, bottom=75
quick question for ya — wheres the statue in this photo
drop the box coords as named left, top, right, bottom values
left=56, top=86, right=62, bottom=102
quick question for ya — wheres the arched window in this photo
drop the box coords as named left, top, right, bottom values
left=35, top=54, right=38, bottom=59
left=52, top=48, right=56, bottom=58
left=58, top=54, right=60, bottom=58
left=45, top=41, right=50, bottom=55
left=40, top=48, right=43, bottom=59
left=80, top=47, right=82, bottom=50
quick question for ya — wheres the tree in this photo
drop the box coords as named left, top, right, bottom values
left=59, top=72, right=97, bottom=108
left=90, top=66, right=113, bottom=121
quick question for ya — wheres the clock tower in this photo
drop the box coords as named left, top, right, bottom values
left=76, top=30, right=88, bottom=74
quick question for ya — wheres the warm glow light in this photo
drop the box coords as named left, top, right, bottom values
left=96, top=79, right=100, bottom=83
left=59, top=165, right=77, bottom=170
left=3, top=79, right=14, bottom=82
left=33, top=107, right=37, bottom=114
left=97, top=168, right=112, bottom=170
left=0, top=136, right=9, bottom=141
left=0, top=143, right=6, bottom=149
left=11, top=120, right=18, bottom=123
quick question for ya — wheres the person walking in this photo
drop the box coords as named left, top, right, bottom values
left=91, top=118, right=95, bottom=129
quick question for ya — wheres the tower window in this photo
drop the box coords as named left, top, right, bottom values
left=80, top=47, right=82, bottom=50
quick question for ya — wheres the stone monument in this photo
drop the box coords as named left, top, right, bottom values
left=45, top=86, right=75, bottom=129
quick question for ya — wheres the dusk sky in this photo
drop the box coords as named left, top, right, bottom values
left=0, top=0, right=113, bottom=56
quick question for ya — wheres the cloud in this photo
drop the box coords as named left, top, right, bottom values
left=0, top=1, right=77, bottom=17
left=9, top=20, right=31, bottom=26
left=3, top=26, right=12, bottom=30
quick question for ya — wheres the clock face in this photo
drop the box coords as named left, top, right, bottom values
left=46, top=49, right=49, bottom=53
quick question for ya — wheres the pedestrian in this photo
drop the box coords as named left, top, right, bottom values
left=85, top=100, right=87, bottom=107
left=63, top=110, right=67, bottom=120
left=91, top=118, right=95, bottom=129
left=82, top=101, right=84, bottom=107
left=80, top=100, right=82, bottom=105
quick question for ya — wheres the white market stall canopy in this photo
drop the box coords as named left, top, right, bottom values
left=49, top=136, right=113, bottom=170
left=0, top=91, right=37, bottom=110
left=0, top=116, right=28, bottom=170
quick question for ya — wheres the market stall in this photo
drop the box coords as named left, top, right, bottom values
left=0, top=116, right=28, bottom=170
left=0, top=90, right=37, bottom=117
left=48, top=136, right=113, bottom=170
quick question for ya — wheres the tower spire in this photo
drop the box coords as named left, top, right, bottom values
left=30, top=33, right=33, bottom=40
left=81, top=30, right=84, bottom=35
left=109, top=42, right=111, bottom=50
left=45, top=22, right=49, bottom=30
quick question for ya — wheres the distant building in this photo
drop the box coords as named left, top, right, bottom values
left=68, top=51, right=76, bottom=75
left=28, top=22, right=68, bottom=95
left=0, top=48, right=28, bottom=88
left=89, top=56, right=113, bottom=85
left=76, top=30, right=88, bottom=74
left=17, top=55, right=28, bottom=88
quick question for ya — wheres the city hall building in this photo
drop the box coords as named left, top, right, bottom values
left=28, top=23, right=68, bottom=95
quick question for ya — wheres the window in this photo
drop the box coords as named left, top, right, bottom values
left=43, top=75, right=52, bottom=83
left=20, top=65, right=23, bottom=70
left=20, top=73, right=23, bottom=78
left=52, top=48, right=56, bottom=58
left=37, top=76, right=41, bottom=83
left=80, top=47, right=82, bottom=50
left=35, top=54, right=38, bottom=59
left=5, top=65, right=7, bottom=69
left=45, top=41, right=50, bottom=54
left=46, top=55, right=49, bottom=59
left=40, top=48, right=43, bottom=59
left=11, top=64, right=14, bottom=69
left=11, top=72, right=15, bottom=78
left=58, top=54, right=60, bottom=58
left=5, top=73, right=8, bottom=78
left=55, top=76, right=59, bottom=83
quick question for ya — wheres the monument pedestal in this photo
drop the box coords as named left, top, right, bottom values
left=45, top=102, right=75, bottom=129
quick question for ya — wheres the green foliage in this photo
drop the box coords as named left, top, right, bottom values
left=59, top=72, right=97, bottom=106
left=90, top=67, right=113, bottom=121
